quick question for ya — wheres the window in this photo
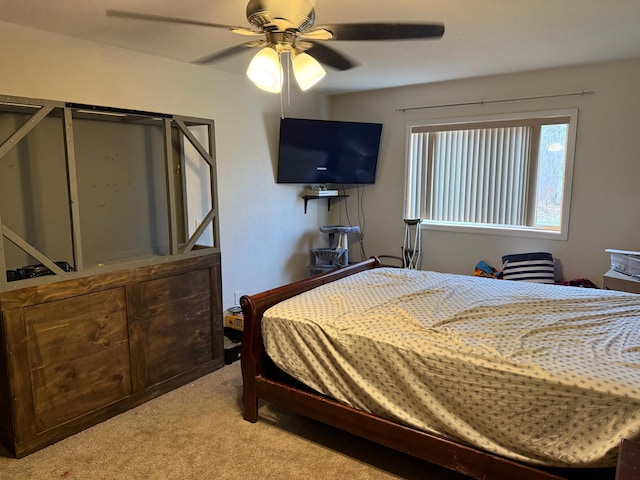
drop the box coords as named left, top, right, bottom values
left=404, top=109, right=577, bottom=240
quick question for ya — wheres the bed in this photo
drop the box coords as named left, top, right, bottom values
left=240, top=258, right=640, bottom=479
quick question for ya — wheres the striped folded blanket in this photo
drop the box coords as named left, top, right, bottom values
left=501, top=252, right=555, bottom=283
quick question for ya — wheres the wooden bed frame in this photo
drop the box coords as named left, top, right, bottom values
left=240, top=258, right=623, bottom=480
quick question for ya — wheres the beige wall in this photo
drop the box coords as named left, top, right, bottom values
left=0, top=21, right=331, bottom=308
left=4, top=19, right=637, bottom=298
left=329, top=58, right=640, bottom=284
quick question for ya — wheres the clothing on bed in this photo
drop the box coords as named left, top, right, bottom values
left=262, top=268, right=640, bottom=468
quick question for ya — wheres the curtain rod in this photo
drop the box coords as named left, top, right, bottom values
left=395, top=90, right=595, bottom=113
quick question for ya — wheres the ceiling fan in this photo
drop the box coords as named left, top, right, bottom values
left=107, top=0, right=444, bottom=93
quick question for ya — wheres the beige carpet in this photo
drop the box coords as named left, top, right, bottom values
left=0, top=362, right=469, bottom=480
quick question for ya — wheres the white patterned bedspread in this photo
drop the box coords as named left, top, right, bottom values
left=262, top=268, right=640, bottom=467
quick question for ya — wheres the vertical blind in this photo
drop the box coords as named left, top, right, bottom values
left=410, top=126, right=531, bottom=224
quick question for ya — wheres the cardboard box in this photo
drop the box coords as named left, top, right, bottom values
left=602, top=269, right=640, bottom=294
left=224, top=312, right=244, bottom=331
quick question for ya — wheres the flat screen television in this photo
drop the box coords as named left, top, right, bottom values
left=277, top=117, right=383, bottom=185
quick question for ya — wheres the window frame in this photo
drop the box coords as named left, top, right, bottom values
left=403, top=108, right=578, bottom=241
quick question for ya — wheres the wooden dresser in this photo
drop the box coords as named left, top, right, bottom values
left=0, top=253, right=223, bottom=457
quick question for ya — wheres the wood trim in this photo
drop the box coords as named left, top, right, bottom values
left=0, top=106, right=54, bottom=160
left=2, top=308, right=36, bottom=443
left=209, top=260, right=224, bottom=364
left=126, top=283, right=148, bottom=393
left=0, top=253, right=220, bottom=310
left=63, top=108, right=84, bottom=272
left=0, top=312, right=15, bottom=451
left=207, top=121, right=220, bottom=251
left=174, top=119, right=215, bottom=167
left=164, top=118, right=178, bottom=255
left=182, top=208, right=216, bottom=254
left=172, top=117, right=219, bottom=253
left=1, top=224, right=67, bottom=276
left=0, top=215, right=6, bottom=290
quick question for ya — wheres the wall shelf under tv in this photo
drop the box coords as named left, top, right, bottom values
left=302, top=195, right=349, bottom=214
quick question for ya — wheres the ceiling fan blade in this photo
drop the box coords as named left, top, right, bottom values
left=299, top=29, right=333, bottom=41
left=304, top=42, right=358, bottom=71
left=194, top=40, right=266, bottom=65
left=106, top=9, right=260, bottom=35
left=311, top=23, right=444, bottom=41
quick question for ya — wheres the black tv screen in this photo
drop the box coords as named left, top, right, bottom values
left=277, top=117, right=383, bottom=185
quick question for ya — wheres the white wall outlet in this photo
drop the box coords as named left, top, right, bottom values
left=234, top=290, right=242, bottom=305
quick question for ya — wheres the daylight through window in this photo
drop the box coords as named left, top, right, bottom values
left=404, top=109, right=577, bottom=240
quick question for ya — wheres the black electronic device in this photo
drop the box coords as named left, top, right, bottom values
left=277, top=117, right=383, bottom=185
left=224, top=327, right=242, bottom=365
left=7, top=261, right=75, bottom=281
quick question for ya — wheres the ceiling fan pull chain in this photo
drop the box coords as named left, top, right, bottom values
left=286, top=52, right=292, bottom=106
left=280, top=86, right=284, bottom=119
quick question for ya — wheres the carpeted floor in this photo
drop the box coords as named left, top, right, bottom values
left=0, top=362, right=470, bottom=480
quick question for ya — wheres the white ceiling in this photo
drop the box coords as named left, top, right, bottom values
left=1, top=0, right=640, bottom=94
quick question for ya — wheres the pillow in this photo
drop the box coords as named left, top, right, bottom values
left=501, top=252, right=555, bottom=284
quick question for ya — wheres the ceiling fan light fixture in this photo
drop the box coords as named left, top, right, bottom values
left=246, top=46, right=283, bottom=93
left=292, top=52, right=326, bottom=91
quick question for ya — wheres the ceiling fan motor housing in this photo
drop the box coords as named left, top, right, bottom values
left=265, top=31, right=299, bottom=51
left=246, top=0, right=315, bottom=31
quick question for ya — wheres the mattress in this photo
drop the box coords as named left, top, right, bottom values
left=262, top=267, right=640, bottom=467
